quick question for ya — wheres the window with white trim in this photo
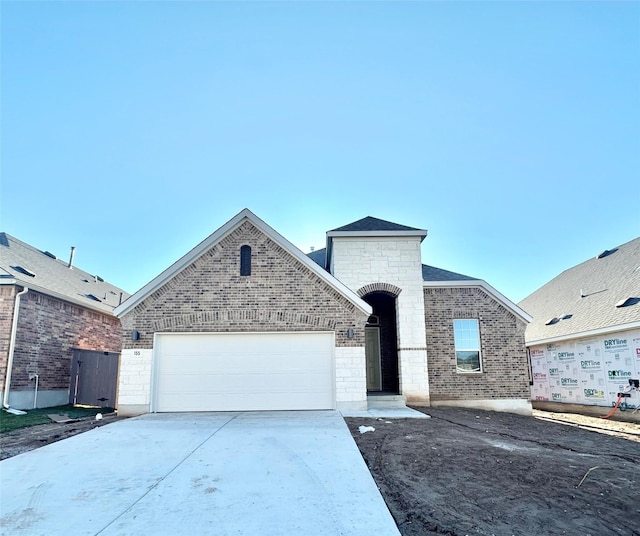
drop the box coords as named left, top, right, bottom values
left=453, top=319, right=482, bottom=372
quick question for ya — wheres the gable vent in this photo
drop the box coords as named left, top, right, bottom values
left=13, top=266, right=36, bottom=277
left=596, top=248, right=618, bottom=259
left=615, top=297, right=640, bottom=308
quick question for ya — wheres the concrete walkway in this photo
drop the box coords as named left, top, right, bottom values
left=0, top=411, right=400, bottom=536
left=341, top=406, right=431, bottom=419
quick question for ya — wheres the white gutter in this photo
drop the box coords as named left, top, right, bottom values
left=326, top=230, right=428, bottom=239
left=3, top=286, right=28, bottom=411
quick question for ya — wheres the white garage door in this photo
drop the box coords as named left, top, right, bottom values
left=153, top=332, right=335, bottom=412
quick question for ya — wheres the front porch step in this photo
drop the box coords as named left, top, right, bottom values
left=367, top=394, right=407, bottom=409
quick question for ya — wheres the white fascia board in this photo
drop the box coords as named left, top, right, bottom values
left=525, top=321, right=640, bottom=347
left=327, top=230, right=428, bottom=240
left=115, top=209, right=372, bottom=317
left=423, top=279, right=533, bottom=323
left=0, top=279, right=116, bottom=316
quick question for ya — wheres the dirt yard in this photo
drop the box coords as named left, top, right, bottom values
left=0, top=412, right=124, bottom=460
left=2, top=408, right=639, bottom=535
left=346, top=408, right=640, bottom=536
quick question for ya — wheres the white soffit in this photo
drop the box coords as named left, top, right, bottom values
left=115, top=209, right=372, bottom=317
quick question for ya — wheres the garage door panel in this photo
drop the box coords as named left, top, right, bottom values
left=154, top=333, right=334, bottom=412
left=158, top=391, right=331, bottom=412
left=157, top=371, right=331, bottom=394
left=157, top=353, right=329, bottom=375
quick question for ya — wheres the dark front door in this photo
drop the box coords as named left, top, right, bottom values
left=69, top=349, right=119, bottom=407
left=363, top=292, right=399, bottom=393
left=365, top=326, right=382, bottom=391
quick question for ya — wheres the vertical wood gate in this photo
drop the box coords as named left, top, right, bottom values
left=69, top=349, right=119, bottom=407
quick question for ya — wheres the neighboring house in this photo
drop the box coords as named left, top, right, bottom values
left=115, top=209, right=531, bottom=416
left=0, top=233, right=128, bottom=410
left=519, top=237, right=640, bottom=412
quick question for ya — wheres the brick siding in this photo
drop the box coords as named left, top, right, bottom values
left=117, top=221, right=369, bottom=413
left=4, top=288, right=122, bottom=392
left=424, top=286, right=529, bottom=400
left=120, top=221, right=368, bottom=348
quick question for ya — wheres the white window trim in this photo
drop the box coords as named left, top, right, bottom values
left=453, top=319, right=483, bottom=374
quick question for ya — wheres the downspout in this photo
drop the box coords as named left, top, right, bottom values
left=3, top=286, right=29, bottom=411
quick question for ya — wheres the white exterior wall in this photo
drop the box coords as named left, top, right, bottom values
left=335, top=346, right=368, bottom=410
left=331, top=237, right=429, bottom=404
left=117, top=348, right=153, bottom=415
left=529, top=328, right=640, bottom=409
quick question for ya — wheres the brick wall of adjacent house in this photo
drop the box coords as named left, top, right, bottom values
left=118, top=221, right=369, bottom=411
left=0, top=286, right=17, bottom=385
left=424, top=286, right=529, bottom=401
left=6, top=289, right=122, bottom=391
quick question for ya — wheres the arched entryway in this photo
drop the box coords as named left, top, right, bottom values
left=362, top=291, right=399, bottom=394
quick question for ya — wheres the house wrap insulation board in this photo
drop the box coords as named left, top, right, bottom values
left=530, top=328, right=640, bottom=410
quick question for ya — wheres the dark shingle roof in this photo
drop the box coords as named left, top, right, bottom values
left=519, top=237, right=640, bottom=344
left=422, top=264, right=477, bottom=282
left=0, top=232, right=129, bottom=314
left=331, top=216, right=421, bottom=233
left=307, top=248, right=327, bottom=269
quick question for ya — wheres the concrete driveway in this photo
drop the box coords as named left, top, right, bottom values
left=0, top=411, right=400, bottom=535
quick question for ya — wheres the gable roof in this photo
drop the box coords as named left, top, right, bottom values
left=307, top=248, right=327, bottom=268
left=0, top=232, right=129, bottom=314
left=331, top=216, right=422, bottom=233
left=422, top=265, right=532, bottom=323
left=114, top=209, right=372, bottom=317
left=519, top=237, right=640, bottom=345
left=422, top=264, right=477, bottom=282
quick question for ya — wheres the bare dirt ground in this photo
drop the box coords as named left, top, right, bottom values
left=346, top=407, right=640, bottom=536
left=2, top=408, right=639, bottom=536
left=0, top=413, right=125, bottom=460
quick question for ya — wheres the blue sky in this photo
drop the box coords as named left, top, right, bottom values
left=1, top=1, right=638, bottom=303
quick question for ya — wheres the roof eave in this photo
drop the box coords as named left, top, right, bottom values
left=115, top=209, right=372, bottom=318
left=327, top=229, right=428, bottom=242
left=525, top=321, right=640, bottom=347
left=0, top=279, right=118, bottom=316
left=423, top=279, right=533, bottom=323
